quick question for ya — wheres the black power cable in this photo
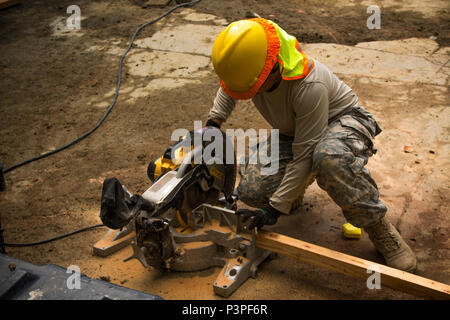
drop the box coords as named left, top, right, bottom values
left=3, top=0, right=202, bottom=175
left=1, top=0, right=202, bottom=248
left=3, top=224, right=105, bottom=247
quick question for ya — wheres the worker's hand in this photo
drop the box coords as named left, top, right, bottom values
left=236, top=205, right=282, bottom=230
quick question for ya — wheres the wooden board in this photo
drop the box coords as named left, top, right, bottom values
left=256, top=230, right=450, bottom=300
left=93, top=229, right=136, bottom=257
left=0, top=0, right=23, bottom=10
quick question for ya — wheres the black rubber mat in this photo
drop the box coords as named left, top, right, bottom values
left=0, top=254, right=162, bottom=300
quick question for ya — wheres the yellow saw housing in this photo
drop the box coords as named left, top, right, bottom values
left=147, top=141, right=193, bottom=182
left=146, top=128, right=236, bottom=231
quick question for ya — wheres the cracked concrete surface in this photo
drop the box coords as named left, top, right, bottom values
left=1, top=1, right=448, bottom=300
left=87, top=9, right=449, bottom=298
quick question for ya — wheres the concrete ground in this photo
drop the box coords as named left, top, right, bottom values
left=0, top=0, right=448, bottom=299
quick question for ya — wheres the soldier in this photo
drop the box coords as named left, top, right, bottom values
left=205, top=18, right=416, bottom=272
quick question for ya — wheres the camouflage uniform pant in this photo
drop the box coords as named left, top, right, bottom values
left=237, top=105, right=387, bottom=228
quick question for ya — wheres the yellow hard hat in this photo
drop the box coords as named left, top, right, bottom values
left=212, top=19, right=280, bottom=100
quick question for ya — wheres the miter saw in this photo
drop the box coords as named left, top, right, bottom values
left=97, top=127, right=273, bottom=297
left=93, top=127, right=450, bottom=300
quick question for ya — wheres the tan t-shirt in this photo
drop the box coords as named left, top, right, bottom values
left=208, top=60, right=359, bottom=213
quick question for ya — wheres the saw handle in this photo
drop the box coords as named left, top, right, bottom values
left=100, top=178, right=154, bottom=229
left=176, top=144, right=203, bottom=178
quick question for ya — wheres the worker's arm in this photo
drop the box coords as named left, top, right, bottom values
left=207, top=87, right=236, bottom=126
left=236, top=82, right=329, bottom=229
left=269, top=82, right=329, bottom=214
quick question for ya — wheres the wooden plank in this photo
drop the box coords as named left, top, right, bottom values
left=0, top=0, right=23, bottom=10
left=256, top=230, right=450, bottom=300
left=93, top=229, right=136, bottom=257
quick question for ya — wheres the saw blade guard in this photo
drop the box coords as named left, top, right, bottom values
left=142, top=127, right=236, bottom=224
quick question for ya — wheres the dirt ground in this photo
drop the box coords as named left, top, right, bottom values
left=0, top=0, right=449, bottom=300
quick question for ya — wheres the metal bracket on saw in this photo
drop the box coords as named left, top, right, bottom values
left=187, top=204, right=273, bottom=297
left=93, top=202, right=274, bottom=297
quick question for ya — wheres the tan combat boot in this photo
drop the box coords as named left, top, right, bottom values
left=364, top=217, right=417, bottom=273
